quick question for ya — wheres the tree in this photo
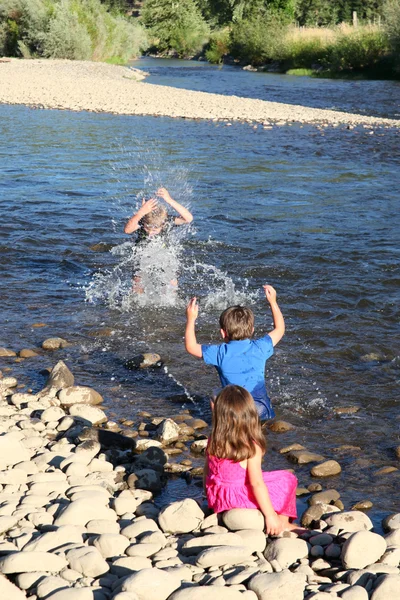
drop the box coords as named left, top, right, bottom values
left=141, top=0, right=209, bottom=56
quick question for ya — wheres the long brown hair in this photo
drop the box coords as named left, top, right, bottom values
left=208, top=385, right=266, bottom=461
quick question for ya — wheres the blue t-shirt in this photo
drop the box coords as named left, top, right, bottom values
left=202, top=335, right=275, bottom=420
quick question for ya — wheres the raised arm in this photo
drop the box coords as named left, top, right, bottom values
left=185, top=297, right=202, bottom=358
left=124, top=198, right=157, bottom=234
left=247, top=445, right=283, bottom=536
left=156, top=188, right=193, bottom=224
left=263, top=285, right=285, bottom=347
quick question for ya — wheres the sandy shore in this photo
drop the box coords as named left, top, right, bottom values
left=0, top=58, right=399, bottom=127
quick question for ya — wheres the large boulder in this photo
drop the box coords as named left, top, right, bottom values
left=248, top=570, right=307, bottom=600
left=342, top=531, right=387, bottom=569
left=58, top=386, right=103, bottom=407
left=158, top=499, right=204, bottom=534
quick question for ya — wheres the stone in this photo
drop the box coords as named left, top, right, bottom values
left=182, top=533, right=243, bottom=555
left=222, top=509, right=264, bottom=531
left=342, top=531, right=387, bottom=569
left=133, top=447, right=167, bottom=472
left=0, top=469, right=28, bottom=485
left=69, top=404, right=107, bottom=425
left=309, top=490, right=341, bottom=506
left=156, top=419, right=180, bottom=445
left=66, top=546, right=109, bottom=577
left=125, top=353, right=162, bottom=370
left=0, top=551, right=67, bottom=573
left=86, top=520, right=120, bottom=535
left=370, top=574, right=400, bottom=600
left=288, top=450, right=325, bottom=464
left=341, top=586, right=369, bottom=600
left=311, top=460, right=342, bottom=477
left=93, top=534, right=130, bottom=558
left=54, top=498, right=117, bottom=526
left=384, top=528, right=400, bottom=547
left=121, top=518, right=160, bottom=539
left=279, top=444, right=306, bottom=454
left=325, top=511, right=373, bottom=532
left=248, top=570, right=307, bottom=600
left=18, top=349, right=39, bottom=358
left=22, top=525, right=83, bottom=553
left=0, top=348, right=16, bottom=357
left=158, top=499, right=204, bottom=534
left=236, top=529, right=267, bottom=553
left=135, top=439, right=163, bottom=451
left=264, top=538, right=309, bottom=569
left=190, top=439, right=208, bottom=454
left=36, top=575, right=69, bottom=598
left=0, top=433, right=31, bottom=467
left=58, top=386, right=103, bottom=407
left=42, top=338, right=70, bottom=350
left=382, top=513, right=400, bottom=532
left=352, top=500, right=373, bottom=510
left=374, top=466, right=398, bottom=476
left=78, top=427, right=136, bottom=450
left=111, top=556, right=152, bottom=576
left=0, top=573, right=27, bottom=599
left=268, top=421, right=295, bottom=433
left=41, top=407, right=66, bottom=423
left=196, top=546, right=253, bottom=568
left=41, top=589, right=93, bottom=600
left=169, top=588, right=244, bottom=599
left=134, top=469, right=164, bottom=493
left=121, top=567, right=180, bottom=599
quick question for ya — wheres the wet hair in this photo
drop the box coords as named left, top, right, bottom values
left=208, top=385, right=266, bottom=462
left=219, top=306, right=254, bottom=340
left=142, top=204, right=168, bottom=229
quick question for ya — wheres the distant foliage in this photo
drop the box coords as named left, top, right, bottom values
left=229, top=12, right=287, bottom=65
left=383, top=0, right=400, bottom=60
left=141, top=0, right=210, bottom=57
left=0, top=0, right=147, bottom=61
left=205, top=27, right=230, bottom=62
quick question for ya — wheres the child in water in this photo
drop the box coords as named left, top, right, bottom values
left=204, top=385, right=298, bottom=535
left=124, top=187, right=193, bottom=293
left=185, top=285, right=284, bottom=420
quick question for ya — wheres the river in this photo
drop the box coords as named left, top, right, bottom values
left=1, top=58, right=399, bottom=526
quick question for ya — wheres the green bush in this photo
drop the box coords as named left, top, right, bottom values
left=325, top=27, right=389, bottom=72
left=229, top=12, right=286, bottom=65
left=141, top=0, right=210, bottom=57
left=0, top=0, right=147, bottom=61
left=276, top=31, right=331, bottom=67
left=383, top=0, right=400, bottom=63
left=205, top=27, right=230, bottom=63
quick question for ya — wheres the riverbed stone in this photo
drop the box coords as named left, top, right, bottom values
left=222, top=509, right=265, bottom=531
left=264, top=538, right=309, bottom=569
left=111, top=556, right=152, bottom=576
left=384, top=528, right=400, bottom=547
left=309, top=489, right=341, bottom=506
left=133, top=468, right=164, bottom=493
left=311, top=460, right=342, bottom=477
left=36, top=575, right=69, bottom=598
left=125, top=353, right=162, bottom=370
left=69, top=404, right=107, bottom=425
left=342, top=531, right=387, bottom=569
left=41, top=407, right=66, bottom=423
left=22, top=525, right=83, bottom=552
left=382, top=513, right=400, bottom=532
left=0, top=469, right=28, bottom=485
left=42, top=589, right=93, bottom=600
left=248, top=570, right=306, bottom=600
left=0, top=348, right=16, bottom=357
left=0, top=573, right=27, bottom=599
left=169, top=588, right=244, bottom=599
left=0, top=551, right=67, bottom=573
left=196, top=545, right=253, bottom=568
left=156, top=419, right=180, bottom=445
left=58, top=386, right=103, bottom=407
left=268, top=421, right=295, bottom=433
left=18, top=349, right=39, bottom=358
left=341, top=586, right=369, bottom=600
left=92, top=533, right=130, bottom=558
left=182, top=533, right=243, bottom=555
left=121, top=567, right=180, bottom=599
left=42, top=338, right=70, bottom=350
left=288, top=450, right=325, bottom=464
left=325, top=511, right=373, bottom=532
left=66, top=546, right=109, bottom=577
left=236, top=529, right=267, bottom=553
left=370, top=574, right=400, bottom=600
left=54, top=498, right=117, bottom=526
left=0, top=434, right=31, bottom=468
left=121, top=518, right=160, bottom=539
left=158, top=499, right=204, bottom=534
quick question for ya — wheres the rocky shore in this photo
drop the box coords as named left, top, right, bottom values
left=0, top=59, right=400, bottom=128
left=1, top=341, right=400, bottom=600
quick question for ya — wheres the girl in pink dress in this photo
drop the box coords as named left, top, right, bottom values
left=204, top=385, right=298, bottom=535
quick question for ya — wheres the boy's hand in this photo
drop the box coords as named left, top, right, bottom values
left=186, top=297, right=199, bottom=321
left=263, top=285, right=277, bottom=304
left=156, top=188, right=172, bottom=203
left=140, top=198, right=157, bottom=215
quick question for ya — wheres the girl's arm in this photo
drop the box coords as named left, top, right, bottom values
left=156, top=188, right=193, bottom=224
left=247, top=445, right=283, bottom=536
left=203, top=455, right=209, bottom=495
left=124, top=198, right=157, bottom=234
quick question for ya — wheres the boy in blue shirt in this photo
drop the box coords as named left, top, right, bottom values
left=185, top=285, right=285, bottom=420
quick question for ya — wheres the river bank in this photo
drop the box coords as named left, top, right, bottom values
left=0, top=58, right=399, bottom=126
left=1, top=345, right=400, bottom=599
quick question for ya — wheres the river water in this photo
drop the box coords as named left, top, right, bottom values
left=1, top=59, right=399, bottom=526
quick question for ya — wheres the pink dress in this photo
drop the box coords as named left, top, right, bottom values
left=206, top=453, right=298, bottom=518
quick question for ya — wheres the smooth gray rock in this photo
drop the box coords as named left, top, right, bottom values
left=54, top=498, right=117, bottom=526
left=341, top=586, right=370, bottom=599
left=66, top=546, right=109, bottom=577
left=264, top=538, right=309, bottom=569
left=370, top=574, right=400, bottom=600
left=69, top=404, right=107, bottom=425
left=0, top=573, right=27, bottom=599
left=222, top=509, right=264, bottom=531
left=196, top=545, right=253, bottom=568
left=248, top=570, right=307, bottom=600
left=181, top=533, right=243, bottom=555
left=121, top=567, right=181, bottom=599
left=121, top=518, right=160, bottom=540
left=169, top=587, right=244, bottom=599
left=0, top=551, right=67, bottom=573
left=342, top=531, right=387, bottom=569
left=58, top=386, right=103, bottom=407
left=325, top=511, right=373, bottom=532
left=111, top=556, right=152, bottom=576
left=22, top=525, right=83, bottom=553
left=92, top=534, right=130, bottom=558
left=236, top=529, right=267, bottom=553
left=158, top=499, right=204, bottom=534
left=0, top=433, right=31, bottom=467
